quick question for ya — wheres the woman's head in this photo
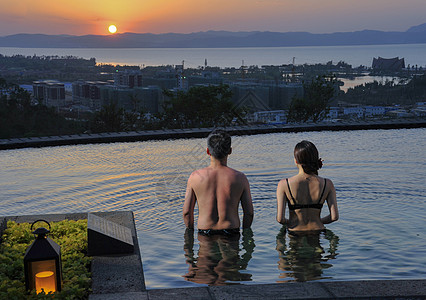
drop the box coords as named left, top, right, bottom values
left=294, top=140, right=323, bottom=175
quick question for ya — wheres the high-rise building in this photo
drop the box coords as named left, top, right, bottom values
left=114, top=70, right=143, bottom=88
left=32, top=80, right=66, bottom=108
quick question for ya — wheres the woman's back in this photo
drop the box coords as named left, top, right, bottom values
left=276, top=140, right=338, bottom=233
left=285, top=175, right=328, bottom=232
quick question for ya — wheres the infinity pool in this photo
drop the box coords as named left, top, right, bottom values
left=1, top=128, right=425, bottom=288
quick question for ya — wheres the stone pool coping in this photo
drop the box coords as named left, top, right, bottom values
left=1, top=118, right=425, bottom=150
left=1, top=211, right=425, bottom=299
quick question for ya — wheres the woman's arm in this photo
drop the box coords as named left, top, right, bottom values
left=183, top=175, right=197, bottom=229
left=276, top=179, right=289, bottom=225
left=321, top=179, right=339, bottom=224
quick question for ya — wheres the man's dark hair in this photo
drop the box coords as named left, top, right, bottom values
left=207, top=129, right=231, bottom=159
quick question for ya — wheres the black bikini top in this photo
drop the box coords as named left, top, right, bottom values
left=286, top=178, right=327, bottom=210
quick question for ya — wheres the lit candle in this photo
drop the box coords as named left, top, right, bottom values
left=35, top=271, right=55, bottom=294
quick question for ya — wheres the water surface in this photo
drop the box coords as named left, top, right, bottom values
left=2, top=43, right=426, bottom=68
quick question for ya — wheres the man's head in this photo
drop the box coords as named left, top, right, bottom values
left=207, top=129, right=231, bottom=160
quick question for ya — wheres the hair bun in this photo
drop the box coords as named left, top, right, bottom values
left=318, top=158, right=323, bottom=169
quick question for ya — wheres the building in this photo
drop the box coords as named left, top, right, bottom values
left=228, top=82, right=303, bottom=113
left=327, top=107, right=341, bottom=119
left=175, top=64, right=187, bottom=90
left=114, top=70, right=143, bottom=88
left=343, top=106, right=364, bottom=118
left=100, top=85, right=164, bottom=113
left=32, top=80, right=66, bottom=108
left=72, top=80, right=110, bottom=111
left=372, top=57, right=405, bottom=71
left=253, top=110, right=287, bottom=124
left=386, top=109, right=414, bottom=118
left=364, top=106, right=386, bottom=117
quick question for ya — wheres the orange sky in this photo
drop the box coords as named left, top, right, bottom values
left=1, top=0, right=426, bottom=36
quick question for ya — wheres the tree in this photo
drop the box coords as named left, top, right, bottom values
left=287, top=75, right=337, bottom=123
left=91, top=102, right=124, bottom=132
left=0, top=77, right=84, bottom=138
left=161, top=84, right=242, bottom=128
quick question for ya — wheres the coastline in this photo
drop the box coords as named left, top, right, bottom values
left=1, top=118, right=425, bottom=150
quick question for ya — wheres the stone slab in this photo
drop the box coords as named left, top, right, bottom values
left=89, top=292, right=148, bottom=300
left=209, top=282, right=332, bottom=299
left=88, top=213, right=134, bottom=256
left=90, top=255, right=145, bottom=294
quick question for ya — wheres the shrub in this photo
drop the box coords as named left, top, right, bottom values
left=0, top=219, right=91, bottom=299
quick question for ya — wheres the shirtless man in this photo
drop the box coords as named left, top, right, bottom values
left=183, top=130, right=254, bottom=235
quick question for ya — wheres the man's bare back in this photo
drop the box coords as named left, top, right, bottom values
left=183, top=130, right=253, bottom=232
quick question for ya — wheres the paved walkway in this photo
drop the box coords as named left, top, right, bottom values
left=90, top=279, right=426, bottom=299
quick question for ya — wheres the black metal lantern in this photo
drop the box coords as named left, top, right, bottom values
left=24, top=220, right=62, bottom=294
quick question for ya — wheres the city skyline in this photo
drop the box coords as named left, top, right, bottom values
left=1, top=0, right=426, bottom=36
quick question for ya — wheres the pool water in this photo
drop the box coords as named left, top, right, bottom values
left=0, top=128, right=425, bottom=288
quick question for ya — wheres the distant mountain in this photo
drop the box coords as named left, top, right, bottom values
left=406, top=23, right=426, bottom=33
left=1, top=25, right=426, bottom=48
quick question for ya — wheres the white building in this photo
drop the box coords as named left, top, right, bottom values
left=343, top=106, right=364, bottom=118
left=254, top=110, right=287, bottom=124
left=327, top=107, right=340, bottom=119
left=365, top=106, right=386, bottom=117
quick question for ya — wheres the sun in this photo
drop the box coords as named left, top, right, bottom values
left=108, top=25, right=117, bottom=34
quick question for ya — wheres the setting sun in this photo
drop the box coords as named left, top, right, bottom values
left=108, top=25, right=117, bottom=34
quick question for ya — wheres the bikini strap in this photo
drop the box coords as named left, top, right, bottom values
left=286, top=178, right=296, bottom=202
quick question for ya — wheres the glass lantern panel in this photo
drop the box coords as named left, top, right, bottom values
left=28, top=260, right=57, bottom=293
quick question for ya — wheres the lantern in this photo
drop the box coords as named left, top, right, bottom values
left=24, top=220, right=62, bottom=294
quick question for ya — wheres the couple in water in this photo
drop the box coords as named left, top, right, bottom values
left=183, top=129, right=339, bottom=236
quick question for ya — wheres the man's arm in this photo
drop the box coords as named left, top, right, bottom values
left=321, top=179, right=339, bottom=224
left=183, top=175, right=197, bottom=229
left=240, top=175, right=254, bottom=229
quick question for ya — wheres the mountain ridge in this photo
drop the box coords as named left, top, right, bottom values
left=1, top=23, right=425, bottom=48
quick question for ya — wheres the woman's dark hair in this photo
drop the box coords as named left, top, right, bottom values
left=207, top=129, right=231, bottom=159
left=294, top=140, right=323, bottom=175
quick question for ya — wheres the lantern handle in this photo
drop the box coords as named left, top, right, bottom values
left=30, top=219, right=51, bottom=231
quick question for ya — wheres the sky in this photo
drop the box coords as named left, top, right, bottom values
left=1, top=0, right=426, bottom=36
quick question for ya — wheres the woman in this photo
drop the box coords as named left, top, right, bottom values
left=276, top=140, right=338, bottom=233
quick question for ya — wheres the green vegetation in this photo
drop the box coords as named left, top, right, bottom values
left=88, top=84, right=245, bottom=132
left=287, top=75, right=337, bottom=123
left=0, top=219, right=91, bottom=299
left=0, top=55, right=98, bottom=83
left=161, top=84, right=245, bottom=128
left=337, top=74, right=426, bottom=106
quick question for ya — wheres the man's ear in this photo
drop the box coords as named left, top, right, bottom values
left=207, top=148, right=211, bottom=156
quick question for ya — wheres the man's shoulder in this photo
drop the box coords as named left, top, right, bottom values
left=188, top=167, right=210, bottom=179
left=226, top=167, right=249, bottom=183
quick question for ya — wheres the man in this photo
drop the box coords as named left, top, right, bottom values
left=183, top=129, right=254, bottom=236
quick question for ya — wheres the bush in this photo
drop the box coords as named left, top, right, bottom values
left=0, top=219, right=91, bottom=299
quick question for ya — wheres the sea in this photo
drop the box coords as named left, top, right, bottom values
left=1, top=128, right=425, bottom=288
left=1, top=43, right=426, bottom=68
